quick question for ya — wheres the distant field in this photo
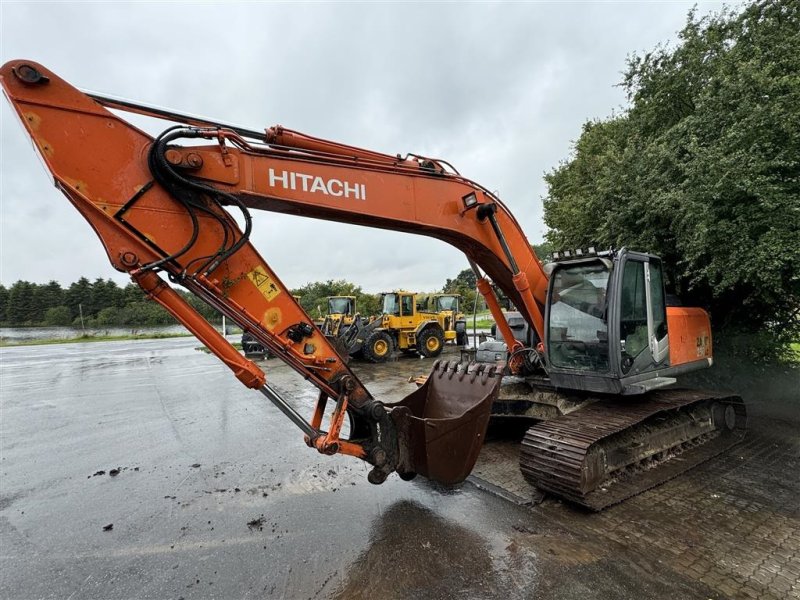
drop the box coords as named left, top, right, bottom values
left=467, top=319, right=494, bottom=329
left=462, top=311, right=494, bottom=330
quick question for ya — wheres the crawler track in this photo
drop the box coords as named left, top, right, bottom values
left=519, top=389, right=747, bottom=510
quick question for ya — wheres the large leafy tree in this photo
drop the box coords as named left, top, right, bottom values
left=443, top=269, right=477, bottom=294
left=544, top=0, right=800, bottom=359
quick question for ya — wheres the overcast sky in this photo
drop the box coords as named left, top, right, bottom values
left=1, top=1, right=723, bottom=293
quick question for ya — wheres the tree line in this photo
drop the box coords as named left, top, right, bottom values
left=0, top=278, right=218, bottom=328
left=0, top=271, right=489, bottom=329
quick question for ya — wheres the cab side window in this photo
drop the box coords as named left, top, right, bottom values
left=620, top=260, right=648, bottom=362
left=649, top=260, right=668, bottom=340
left=401, top=295, right=414, bottom=316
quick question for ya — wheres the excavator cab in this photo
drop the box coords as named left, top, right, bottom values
left=544, top=248, right=705, bottom=395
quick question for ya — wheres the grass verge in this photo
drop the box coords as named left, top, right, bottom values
left=0, top=332, right=194, bottom=347
left=466, top=319, right=494, bottom=329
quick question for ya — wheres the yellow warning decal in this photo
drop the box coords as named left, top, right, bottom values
left=248, top=266, right=281, bottom=302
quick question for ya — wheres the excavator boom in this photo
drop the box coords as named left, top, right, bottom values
left=0, top=60, right=509, bottom=485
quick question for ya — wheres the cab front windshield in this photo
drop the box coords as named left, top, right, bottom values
left=328, top=297, right=352, bottom=315
left=382, top=294, right=400, bottom=316
left=435, top=296, right=458, bottom=311
left=548, top=262, right=610, bottom=372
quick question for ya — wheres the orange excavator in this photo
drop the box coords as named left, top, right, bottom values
left=1, top=61, right=746, bottom=510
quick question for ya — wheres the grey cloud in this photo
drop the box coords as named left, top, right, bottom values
left=1, top=2, right=719, bottom=290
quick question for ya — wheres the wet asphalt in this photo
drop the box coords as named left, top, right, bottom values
left=1, top=338, right=798, bottom=599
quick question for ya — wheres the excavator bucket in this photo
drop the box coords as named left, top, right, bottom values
left=387, top=361, right=502, bottom=484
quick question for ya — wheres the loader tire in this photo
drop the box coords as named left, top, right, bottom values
left=363, top=331, right=393, bottom=363
left=417, top=327, right=444, bottom=358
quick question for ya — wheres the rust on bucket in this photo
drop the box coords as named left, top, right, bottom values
left=387, top=361, right=502, bottom=484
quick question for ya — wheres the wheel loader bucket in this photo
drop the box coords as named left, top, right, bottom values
left=387, top=361, right=502, bottom=485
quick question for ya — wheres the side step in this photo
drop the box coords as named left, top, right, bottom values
left=519, top=389, right=747, bottom=510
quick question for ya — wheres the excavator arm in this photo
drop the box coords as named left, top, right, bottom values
left=1, top=60, right=518, bottom=484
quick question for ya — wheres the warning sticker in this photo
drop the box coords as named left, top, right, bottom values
left=248, top=266, right=281, bottom=302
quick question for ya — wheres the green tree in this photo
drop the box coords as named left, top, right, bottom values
left=65, top=277, right=92, bottom=320
left=0, top=284, right=9, bottom=323
left=532, top=242, right=555, bottom=262
left=44, top=306, right=72, bottom=326
left=443, top=269, right=477, bottom=293
left=119, top=301, right=173, bottom=326
left=6, top=281, right=37, bottom=324
left=39, top=281, right=64, bottom=311
left=122, top=283, right=146, bottom=306
left=89, top=279, right=120, bottom=316
left=355, top=292, right=381, bottom=317
left=543, top=0, right=800, bottom=360
left=443, top=269, right=483, bottom=313
left=94, top=306, right=122, bottom=327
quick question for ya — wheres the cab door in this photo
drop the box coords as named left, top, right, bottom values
left=645, top=259, right=670, bottom=364
left=398, top=294, right=417, bottom=329
left=617, top=254, right=669, bottom=375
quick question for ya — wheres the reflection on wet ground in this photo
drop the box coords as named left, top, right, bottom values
left=0, top=338, right=797, bottom=599
left=335, top=500, right=511, bottom=599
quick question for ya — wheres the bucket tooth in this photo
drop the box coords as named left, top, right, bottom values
left=387, top=361, right=502, bottom=484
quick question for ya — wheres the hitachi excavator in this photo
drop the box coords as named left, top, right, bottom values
left=1, top=61, right=746, bottom=510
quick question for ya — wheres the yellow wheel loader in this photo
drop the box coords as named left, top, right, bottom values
left=422, top=293, right=469, bottom=346
left=319, top=296, right=357, bottom=337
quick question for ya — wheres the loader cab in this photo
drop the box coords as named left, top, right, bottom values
left=433, top=294, right=460, bottom=313
left=327, top=296, right=355, bottom=318
left=544, top=248, right=671, bottom=395
left=430, top=294, right=467, bottom=346
left=382, top=292, right=417, bottom=329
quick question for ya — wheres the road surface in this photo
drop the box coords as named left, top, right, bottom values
left=1, top=338, right=797, bottom=599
